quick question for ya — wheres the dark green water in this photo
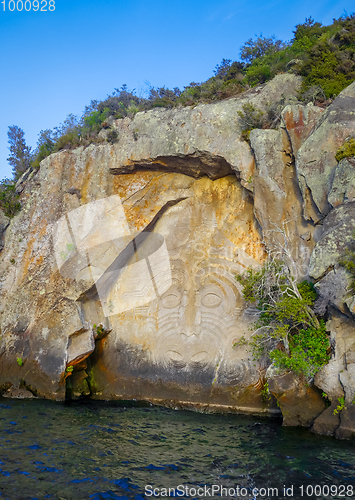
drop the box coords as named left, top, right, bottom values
left=0, top=398, right=354, bottom=500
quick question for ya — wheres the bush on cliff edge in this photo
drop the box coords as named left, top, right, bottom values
left=236, top=257, right=330, bottom=381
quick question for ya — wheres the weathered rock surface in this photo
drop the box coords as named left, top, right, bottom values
left=312, top=402, right=341, bottom=436
left=2, top=386, right=37, bottom=399
left=309, top=202, right=355, bottom=280
left=0, top=138, right=273, bottom=412
left=0, top=149, right=116, bottom=400
left=314, top=267, right=352, bottom=316
left=250, top=127, right=314, bottom=278
left=67, top=329, right=94, bottom=366
left=267, top=371, right=326, bottom=427
left=105, top=74, right=302, bottom=191
left=296, top=81, right=355, bottom=220
left=15, top=167, right=35, bottom=195
left=1, top=74, right=355, bottom=439
left=78, top=173, right=270, bottom=411
left=328, top=157, right=355, bottom=207
left=313, top=311, right=355, bottom=438
left=281, top=104, right=324, bottom=157
left=309, top=203, right=355, bottom=321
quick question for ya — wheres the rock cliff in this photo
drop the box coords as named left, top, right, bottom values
left=0, top=74, right=355, bottom=439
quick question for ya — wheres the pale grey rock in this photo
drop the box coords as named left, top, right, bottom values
left=314, top=266, right=353, bottom=315
left=309, top=202, right=355, bottom=279
left=106, top=74, right=302, bottom=190
left=328, top=157, right=355, bottom=207
left=296, top=81, right=355, bottom=220
left=314, top=357, right=345, bottom=401
left=67, top=329, right=95, bottom=366
left=345, top=295, right=355, bottom=316
left=286, top=59, right=302, bottom=69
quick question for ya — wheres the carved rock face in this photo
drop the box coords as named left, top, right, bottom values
left=153, top=265, right=238, bottom=368
left=80, top=173, right=267, bottom=408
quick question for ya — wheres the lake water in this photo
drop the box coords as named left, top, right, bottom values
left=0, top=398, right=354, bottom=500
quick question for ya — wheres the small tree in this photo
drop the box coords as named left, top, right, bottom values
left=31, top=129, right=56, bottom=169
left=7, top=125, right=32, bottom=180
left=236, top=224, right=330, bottom=380
left=214, top=58, right=232, bottom=78
left=292, top=17, right=324, bottom=43
left=240, top=34, right=287, bottom=64
left=0, top=179, right=21, bottom=218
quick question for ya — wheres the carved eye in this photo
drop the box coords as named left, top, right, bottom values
left=166, top=350, right=186, bottom=368
left=201, top=292, right=222, bottom=308
left=166, top=350, right=183, bottom=361
left=191, top=351, right=208, bottom=363
left=161, top=293, right=181, bottom=309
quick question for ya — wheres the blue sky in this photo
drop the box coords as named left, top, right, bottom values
left=0, top=0, right=353, bottom=179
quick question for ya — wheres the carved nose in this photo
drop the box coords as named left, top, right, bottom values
left=181, top=328, right=199, bottom=338
left=178, top=290, right=201, bottom=337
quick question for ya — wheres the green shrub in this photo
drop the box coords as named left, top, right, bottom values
left=245, top=63, right=273, bottom=86
left=93, top=323, right=107, bottom=338
left=333, top=396, right=346, bottom=415
left=236, top=259, right=329, bottom=380
left=126, top=102, right=140, bottom=117
left=299, top=16, right=355, bottom=98
left=106, top=129, right=119, bottom=144
left=237, top=103, right=265, bottom=141
left=270, top=321, right=329, bottom=378
left=0, top=182, right=21, bottom=218
left=292, top=17, right=327, bottom=43
left=31, top=142, right=54, bottom=169
left=322, top=391, right=332, bottom=407
left=53, top=131, right=80, bottom=152
left=261, top=381, right=271, bottom=401
left=335, top=137, right=355, bottom=162
left=298, top=85, right=327, bottom=103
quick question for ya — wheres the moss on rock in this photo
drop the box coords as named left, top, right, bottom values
left=335, top=137, right=355, bottom=162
